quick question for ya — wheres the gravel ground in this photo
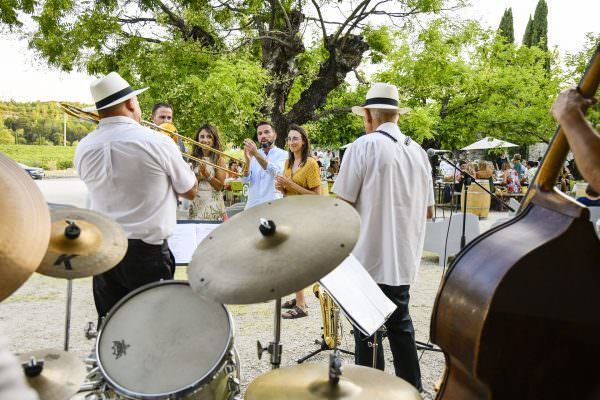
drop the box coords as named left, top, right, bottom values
left=1, top=196, right=507, bottom=398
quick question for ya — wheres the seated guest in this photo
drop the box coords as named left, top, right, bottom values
left=502, top=162, right=521, bottom=193
left=227, top=160, right=241, bottom=179
left=475, top=160, right=493, bottom=179
left=326, top=159, right=339, bottom=179
left=576, top=184, right=600, bottom=207
left=526, top=161, right=538, bottom=184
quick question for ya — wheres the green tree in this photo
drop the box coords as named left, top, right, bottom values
left=3, top=0, right=465, bottom=147
left=497, top=8, right=514, bottom=44
left=522, top=16, right=533, bottom=47
left=531, top=0, right=548, bottom=50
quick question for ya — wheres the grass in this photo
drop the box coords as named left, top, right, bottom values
left=0, top=144, right=76, bottom=170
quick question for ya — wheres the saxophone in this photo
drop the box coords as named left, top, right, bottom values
left=313, top=283, right=341, bottom=348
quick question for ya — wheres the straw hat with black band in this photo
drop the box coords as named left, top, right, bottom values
left=84, top=72, right=148, bottom=112
left=351, top=83, right=411, bottom=117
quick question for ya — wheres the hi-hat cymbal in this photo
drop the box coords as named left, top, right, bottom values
left=188, top=196, right=360, bottom=304
left=18, top=349, right=86, bottom=400
left=37, top=208, right=127, bottom=279
left=245, top=363, right=422, bottom=400
left=0, top=153, right=51, bottom=302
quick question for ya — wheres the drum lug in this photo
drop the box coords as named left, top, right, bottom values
left=84, top=321, right=98, bottom=340
left=227, top=377, right=241, bottom=398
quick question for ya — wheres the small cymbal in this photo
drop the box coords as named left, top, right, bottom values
left=188, top=196, right=360, bottom=304
left=37, top=208, right=127, bottom=279
left=245, top=363, right=422, bottom=400
left=0, top=154, right=51, bottom=302
left=18, top=349, right=86, bottom=400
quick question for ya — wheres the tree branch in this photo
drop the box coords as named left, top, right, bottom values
left=333, top=0, right=370, bottom=43
left=118, top=17, right=156, bottom=24
left=312, top=107, right=352, bottom=120
left=310, top=0, right=327, bottom=41
left=154, top=0, right=189, bottom=37
left=275, top=0, right=292, bottom=31
left=121, top=31, right=162, bottom=43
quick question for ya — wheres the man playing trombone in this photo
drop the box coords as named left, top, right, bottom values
left=74, top=72, right=198, bottom=323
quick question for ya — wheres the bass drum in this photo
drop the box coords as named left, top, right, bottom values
left=96, top=281, right=240, bottom=400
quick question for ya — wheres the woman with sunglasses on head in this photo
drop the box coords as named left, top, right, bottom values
left=188, top=124, right=227, bottom=221
left=275, top=124, right=321, bottom=319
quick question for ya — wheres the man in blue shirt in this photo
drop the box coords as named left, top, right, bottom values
left=241, top=121, right=288, bottom=209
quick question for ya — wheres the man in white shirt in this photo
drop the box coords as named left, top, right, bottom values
left=241, top=121, right=288, bottom=209
left=75, top=72, right=197, bottom=322
left=333, top=83, right=433, bottom=392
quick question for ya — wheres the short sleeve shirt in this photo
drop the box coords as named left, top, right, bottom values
left=332, top=122, right=434, bottom=286
left=283, top=157, right=321, bottom=195
left=74, top=116, right=196, bottom=244
left=241, top=146, right=288, bottom=209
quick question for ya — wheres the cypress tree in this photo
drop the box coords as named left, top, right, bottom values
left=497, top=8, right=515, bottom=43
left=522, top=16, right=533, bottom=47
left=531, top=0, right=548, bottom=50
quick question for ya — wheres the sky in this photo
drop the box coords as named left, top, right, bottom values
left=0, top=0, right=598, bottom=103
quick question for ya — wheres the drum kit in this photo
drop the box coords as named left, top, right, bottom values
left=1, top=152, right=422, bottom=400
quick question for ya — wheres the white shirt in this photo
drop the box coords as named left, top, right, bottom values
left=333, top=122, right=434, bottom=286
left=74, top=116, right=196, bottom=244
left=241, top=146, right=288, bottom=209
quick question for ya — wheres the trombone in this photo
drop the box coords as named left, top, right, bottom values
left=58, top=102, right=246, bottom=177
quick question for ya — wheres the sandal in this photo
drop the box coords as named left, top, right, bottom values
left=281, top=306, right=308, bottom=319
left=282, top=299, right=296, bottom=309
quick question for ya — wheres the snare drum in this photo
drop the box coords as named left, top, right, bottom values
left=96, top=281, right=239, bottom=399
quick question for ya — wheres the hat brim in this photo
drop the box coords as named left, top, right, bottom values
left=83, top=87, right=149, bottom=112
left=351, top=104, right=411, bottom=116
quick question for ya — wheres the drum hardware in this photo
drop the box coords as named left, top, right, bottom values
left=18, top=349, right=87, bottom=400
left=84, top=321, right=98, bottom=340
left=297, top=284, right=354, bottom=364
left=64, top=279, right=73, bottom=351
left=0, top=153, right=51, bottom=302
left=257, top=298, right=284, bottom=369
left=188, top=196, right=360, bottom=304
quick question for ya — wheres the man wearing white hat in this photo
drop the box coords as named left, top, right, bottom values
left=75, top=72, right=198, bottom=322
left=333, top=83, right=433, bottom=391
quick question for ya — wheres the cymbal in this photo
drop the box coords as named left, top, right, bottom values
left=0, top=154, right=51, bottom=302
left=18, top=349, right=86, bottom=400
left=37, top=208, right=127, bottom=279
left=245, top=363, right=422, bottom=400
left=188, top=196, right=360, bottom=304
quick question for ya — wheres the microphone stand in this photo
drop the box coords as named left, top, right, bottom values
left=438, top=155, right=517, bottom=250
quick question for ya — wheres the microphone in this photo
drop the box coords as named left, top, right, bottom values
left=427, top=148, right=451, bottom=158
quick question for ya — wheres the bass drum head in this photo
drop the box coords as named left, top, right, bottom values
left=97, top=281, right=233, bottom=398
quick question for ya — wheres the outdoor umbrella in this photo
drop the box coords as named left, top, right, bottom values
left=461, top=136, right=518, bottom=151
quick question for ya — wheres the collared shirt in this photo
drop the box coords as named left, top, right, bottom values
left=333, top=122, right=434, bottom=286
left=74, top=116, right=196, bottom=244
left=241, top=146, right=288, bottom=209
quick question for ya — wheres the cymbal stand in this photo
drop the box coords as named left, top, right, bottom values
left=64, top=279, right=73, bottom=351
left=257, top=298, right=283, bottom=369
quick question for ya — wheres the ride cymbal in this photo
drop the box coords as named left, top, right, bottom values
left=245, top=363, right=422, bottom=400
left=37, top=208, right=127, bottom=279
left=18, top=349, right=86, bottom=400
left=188, top=196, right=360, bottom=304
left=0, top=153, right=51, bottom=302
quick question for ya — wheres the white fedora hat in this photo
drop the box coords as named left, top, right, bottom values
left=84, top=72, right=148, bottom=112
left=352, top=82, right=411, bottom=116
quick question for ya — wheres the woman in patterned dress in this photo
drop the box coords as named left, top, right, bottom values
left=188, top=124, right=227, bottom=221
left=275, top=124, right=321, bottom=319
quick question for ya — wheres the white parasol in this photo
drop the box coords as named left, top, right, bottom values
left=461, top=136, right=519, bottom=151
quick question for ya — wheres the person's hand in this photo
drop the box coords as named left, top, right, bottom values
left=243, top=138, right=259, bottom=157
left=551, top=88, right=597, bottom=122
left=275, top=175, right=293, bottom=190
left=197, top=163, right=209, bottom=179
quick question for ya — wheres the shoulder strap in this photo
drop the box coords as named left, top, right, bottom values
left=375, top=130, right=397, bottom=143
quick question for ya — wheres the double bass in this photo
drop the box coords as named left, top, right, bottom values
left=431, top=44, right=600, bottom=399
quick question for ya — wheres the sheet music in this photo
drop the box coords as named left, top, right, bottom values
left=320, top=254, right=397, bottom=336
left=168, top=222, right=220, bottom=265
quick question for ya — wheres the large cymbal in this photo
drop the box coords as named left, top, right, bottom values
left=18, top=349, right=86, bottom=400
left=245, top=363, right=422, bottom=400
left=189, top=196, right=360, bottom=304
left=0, top=153, right=51, bottom=301
left=37, top=208, right=127, bottom=279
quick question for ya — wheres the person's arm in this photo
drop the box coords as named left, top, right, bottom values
left=276, top=175, right=320, bottom=195
left=178, top=182, right=198, bottom=200
left=427, top=206, right=434, bottom=219
left=552, top=89, right=600, bottom=191
left=161, top=140, right=198, bottom=200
